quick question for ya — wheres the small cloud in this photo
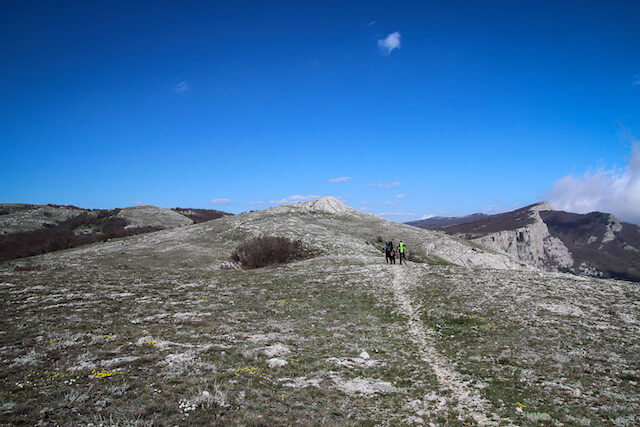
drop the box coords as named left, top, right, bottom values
left=384, top=200, right=398, bottom=205
left=328, top=176, right=351, bottom=183
left=368, top=20, right=377, bottom=26
left=378, top=31, right=401, bottom=55
left=395, top=193, right=408, bottom=199
left=378, top=181, right=402, bottom=189
left=211, top=198, right=230, bottom=205
left=134, top=201, right=145, bottom=206
left=420, top=214, right=436, bottom=220
left=360, top=206, right=372, bottom=212
left=367, top=183, right=375, bottom=187
left=634, top=74, right=640, bottom=86
left=360, top=201, right=372, bottom=205
left=248, top=201, right=263, bottom=205
left=269, top=194, right=320, bottom=205
left=175, top=81, right=189, bottom=93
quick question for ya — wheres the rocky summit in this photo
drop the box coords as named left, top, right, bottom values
left=1, top=197, right=639, bottom=425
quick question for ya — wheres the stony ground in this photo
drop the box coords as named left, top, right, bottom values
left=1, top=199, right=639, bottom=425
left=1, top=254, right=638, bottom=426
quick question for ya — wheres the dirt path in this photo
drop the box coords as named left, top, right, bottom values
left=390, top=263, right=510, bottom=426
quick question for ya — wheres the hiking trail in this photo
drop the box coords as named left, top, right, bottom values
left=390, top=263, right=511, bottom=426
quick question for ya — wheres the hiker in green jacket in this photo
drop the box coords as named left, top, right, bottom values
left=398, top=241, right=406, bottom=265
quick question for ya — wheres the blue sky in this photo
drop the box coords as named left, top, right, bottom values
left=2, top=1, right=640, bottom=223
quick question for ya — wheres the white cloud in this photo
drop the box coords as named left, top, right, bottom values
left=175, top=81, right=189, bottom=93
left=328, top=176, right=351, bottom=183
left=378, top=181, right=402, bottom=189
left=269, top=194, right=320, bottom=205
left=633, top=74, right=640, bottom=86
left=248, top=201, right=263, bottom=205
left=395, top=193, right=408, bottom=199
left=134, top=201, right=145, bottom=206
left=420, top=214, right=436, bottom=220
left=378, top=32, right=401, bottom=55
left=384, top=200, right=398, bottom=205
left=549, top=142, right=640, bottom=225
left=374, top=212, right=416, bottom=220
left=210, top=198, right=230, bottom=205
left=368, top=20, right=377, bottom=26
left=360, top=206, right=372, bottom=212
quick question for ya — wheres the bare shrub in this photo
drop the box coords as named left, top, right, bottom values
left=231, top=236, right=304, bottom=269
left=0, top=211, right=162, bottom=261
left=173, top=207, right=230, bottom=223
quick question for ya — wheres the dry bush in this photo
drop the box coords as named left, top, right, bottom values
left=173, top=207, right=230, bottom=224
left=230, top=236, right=304, bottom=269
left=0, top=211, right=161, bottom=261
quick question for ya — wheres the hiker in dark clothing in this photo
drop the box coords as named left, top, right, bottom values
left=385, top=241, right=396, bottom=264
left=384, top=241, right=392, bottom=263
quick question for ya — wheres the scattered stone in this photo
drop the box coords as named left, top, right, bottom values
left=267, top=358, right=288, bottom=368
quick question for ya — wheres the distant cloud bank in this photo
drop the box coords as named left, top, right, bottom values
left=549, top=142, right=640, bottom=225
left=378, top=32, right=401, bottom=55
left=328, top=176, right=351, bottom=183
left=269, top=194, right=320, bottom=205
left=210, top=198, right=230, bottom=205
left=375, top=211, right=415, bottom=218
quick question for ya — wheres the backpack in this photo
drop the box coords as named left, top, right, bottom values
left=390, top=249, right=395, bottom=257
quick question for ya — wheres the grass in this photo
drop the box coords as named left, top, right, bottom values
left=410, top=264, right=640, bottom=426
left=0, top=257, right=444, bottom=425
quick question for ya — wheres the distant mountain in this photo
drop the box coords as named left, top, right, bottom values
left=406, top=213, right=489, bottom=229
left=407, top=202, right=640, bottom=282
left=0, top=203, right=232, bottom=261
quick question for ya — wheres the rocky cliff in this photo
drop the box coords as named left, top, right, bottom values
left=408, top=203, right=640, bottom=281
left=472, top=203, right=574, bottom=271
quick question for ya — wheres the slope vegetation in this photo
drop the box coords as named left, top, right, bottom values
left=0, top=204, right=230, bottom=261
left=1, top=198, right=638, bottom=425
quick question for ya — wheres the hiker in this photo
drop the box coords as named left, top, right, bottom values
left=384, top=240, right=393, bottom=264
left=388, top=241, right=396, bottom=264
left=384, top=241, right=392, bottom=264
left=398, top=240, right=406, bottom=265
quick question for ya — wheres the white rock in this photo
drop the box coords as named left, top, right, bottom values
left=267, top=358, right=288, bottom=368
left=359, top=351, right=370, bottom=360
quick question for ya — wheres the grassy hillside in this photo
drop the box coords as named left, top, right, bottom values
left=1, top=198, right=638, bottom=425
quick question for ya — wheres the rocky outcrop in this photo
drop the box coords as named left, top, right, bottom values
left=408, top=202, right=640, bottom=281
left=472, top=203, right=573, bottom=271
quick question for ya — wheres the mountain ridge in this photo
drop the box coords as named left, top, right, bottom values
left=407, top=202, right=640, bottom=281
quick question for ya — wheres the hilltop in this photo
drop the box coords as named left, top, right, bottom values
left=0, top=203, right=231, bottom=261
left=1, top=197, right=639, bottom=425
